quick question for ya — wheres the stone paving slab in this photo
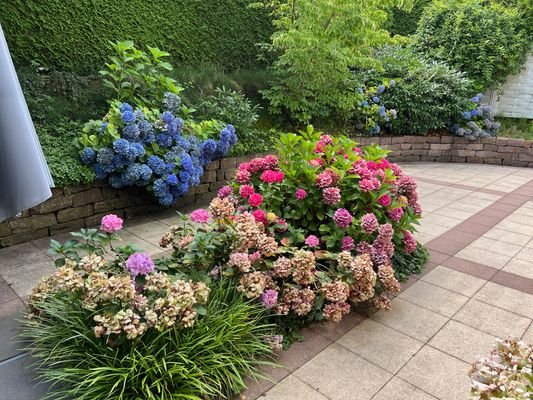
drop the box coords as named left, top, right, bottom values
left=2, top=163, right=533, bottom=400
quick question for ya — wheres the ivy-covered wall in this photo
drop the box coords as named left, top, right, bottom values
left=1, top=0, right=272, bottom=73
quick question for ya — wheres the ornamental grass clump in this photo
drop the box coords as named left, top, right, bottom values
left=161, top=128, right=424, bottom=324
left=469, top=338, right=532, bottom=399
left=22, top=215, right=275, bottom=400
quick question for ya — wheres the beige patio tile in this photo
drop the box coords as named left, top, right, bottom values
left=421, top=214, right=463, bottom=229
left=371, top=298, right=448, bottom=342
left=262, top=375, right=328, bottom=400
left=453, top=299, right=531, bottom=338
left=398, top=281, right=469, bottom=317
left=294, top=343, right=391, bottom=400
left=397, top=346, right=471, bottom=400
left=506, top=214, right=533, bottom=226
left=337, top=319, right=423, bottom=373
left=432, top=207, right=474, bottom=221
left=474, top=282, right=533, bottom=319
left=514, top=247, right=533, bottom=262
left=428, top=320, right=496, bottom=363
left=483, top=228, right=531, bottom=246
left=417, top=222, right=450, bottom=237
left=515, top=206, right=533, bottom=217
left=372, top=377, right=437, bottom=400
left=448, top=201, right=487, bottom=214
left=495, top=220, right=533, bottom=236
left=414, top=231, right=436, bottom=245
left=522, top=323, right=533, bottom=344
left=421, top=266, right=486, bottom=297
left=502, top=258, right=533, bottom=280
left=123, top=220, right=169, bottom=238
left=468, top=237, right=523, bottom=258
left=455, top=247, right=511, bottom=269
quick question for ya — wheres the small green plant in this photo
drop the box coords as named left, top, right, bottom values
left=392, top=243, right=428, bottom=282
left=412, top=0, right=530, bottom=91
left=100, top=40, right=183, bottom=108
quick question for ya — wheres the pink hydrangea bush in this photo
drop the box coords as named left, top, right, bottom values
left=469, top=338, right=532, bottom=399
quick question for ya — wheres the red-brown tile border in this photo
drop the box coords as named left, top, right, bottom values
left=423, top=175, right=533, bottom=295
left=416, top=177, right=507, bottom=196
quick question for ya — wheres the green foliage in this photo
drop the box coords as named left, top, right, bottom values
left=22, top=280, right=275, bottom=400
left=392, top=242, right=428, bottom=282
left=1, top=0, right=272, bottom=74
left=412, top=0, right=530, bottom=90
left=387, top=0, right=432, bottom=37
left=196, top=87, right=260, bottom=137
left=19, top=64, right=109, bottom=125
left=100, top=41, right=182, bottom=108
left=359, top=46, right=473, bottom=135
left=496, top=118, right=533, bottom=140
left=37, top=121, right=95, bottom=186
left=256, top=0, right=413, bottom=123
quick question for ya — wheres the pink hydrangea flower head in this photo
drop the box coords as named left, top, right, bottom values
left=252, top=209, right=267, bottom=224
left=261, top=289, right=278, bottom=308
left=295, top=188, right=308, bottom=200
left=315, top=141, right=327, bottom=153
left=377, top=194, right=391, bottom=207
left=322, top=187, right=341, bottom=205
left=377, top=159, right=390, bottom=170
left=356, top=241, right=372, bottom=255
left=316, top=171, right=333, bottom=188
left=264, top=155, right=279, bottom=170
left=388, top=207, right=404, bottom=222
left=125, top=253, right=154, bottom=276
left=403, top=230, right=417, bottom=254
left=249, top=158, right=267, bottom=173
left=309, top=158, right=325, bottom=167
left=341, top=236, right=355, bottom=251
left=239, top=162, right=251, bottom=172
left=239, top=184, right=255, bottom=198
left=320, top=134, right=333, bottom=145
left=191, top=208, right=210, bottom=224
left=304, top=235, right=320, bottom=248
left=390, top=163, right=403, bottom=176
left=334, top=208, right=353, bottom=228
left=361, top=213, right=378, bottom=233
left=260, top=170, right=285, bottom=183
left=366, top=161, right=378, bottom=171
left=360, top=177, right=380, bottom=192
left=235, top=169, right=251, bottom=184
left=217, top=185, right=233, bottom=198
left=100, top=214, right=123, bottom=233
left=249, top=251, right=262, bottom=263
left=248, top=193, right=263, bottom=207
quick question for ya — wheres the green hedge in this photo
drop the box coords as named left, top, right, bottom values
left=387, top=0, right=432, bottom=36
left=1, top=0, right=272, bottom=73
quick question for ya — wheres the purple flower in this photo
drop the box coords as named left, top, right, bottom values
left=190, top=209, right=210, bottom=223
left=361, top=213, right=378, bottom=234
left=334, top=208, right=353, bottom=228
left=295, top=188, right=307, bottom=200
left=125, top=253, right=154, bottom=276
left=217, top=185, right=233, bottom=198
left=260, top=289, right=278, bottom=308
left=341, top=236, right=355, bottom=251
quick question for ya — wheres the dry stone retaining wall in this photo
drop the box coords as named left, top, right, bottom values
left=0, top=155, right=257, bottom=248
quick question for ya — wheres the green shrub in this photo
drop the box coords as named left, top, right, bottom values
left=412, top=0, right=530, bottom=90
left=2, top=0, right=272, bottom=74
left=387, top=0, right=432, bottom=37
left=23, top=277, right=274, bottom=400
left=37, top=121, right=95, bottom=186
left=359, top=46, right=473, bottom=135
left=392, top=243, right=428, bottom=282
left=256, top=0, right=413, bottom=124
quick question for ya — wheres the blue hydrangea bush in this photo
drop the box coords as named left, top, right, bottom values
left=78, top=93, right=237, bottom=206
left=451, top=93, right=501, bottom=139
left=352, top=81, right=398, bottom=135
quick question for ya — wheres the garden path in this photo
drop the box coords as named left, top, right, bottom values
left=1, top=163, right=533, bottom=400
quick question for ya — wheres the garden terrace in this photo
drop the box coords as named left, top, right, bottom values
left=1, top=162, right=532, bottom=399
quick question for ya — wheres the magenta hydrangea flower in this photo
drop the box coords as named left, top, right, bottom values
left=235, top=169, right=251, bottom=184
left=295, top=188, right=307, bottom=200
left=239, top=184, right=255, bottom=198
left=100, top=214, right=123, bottom=233
left=377, top=194, right=391, bottom=207
left=217, top=185, right=233, bottom=198
left=125, top=253, right=154, bottom=276
left=334, top=208, right=353, bottom=228
left=304, top=235, right=320, bottom=248
left=403, top=230, right=417, bottom=254
left=190, top=208, right=210, bottom=223
left=260, top=289, right=278, bottom=308
left=388, top=207, right=404, bottom=222
left=360, top=177, right=380, bottom=192
left=322, top=187, right=341, bottom=205
left=315, top=171, right=333, bottom=188
left=248, top=193, right=263, bottom=207
left=260, top=170, right=285, bottom=183
left=341, top=236, right=355, bottom=251
left=361, top=213, right=378, bottom=234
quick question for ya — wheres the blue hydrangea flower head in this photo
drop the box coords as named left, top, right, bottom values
left=130, top=143, right=145, bottom=158
left=463, top=111, right=472, bottom=120
left=377, top=85, right=385, bottom=94
left=156, top=133, right=173, bottom=148
left=100, top=122, right=108, bottom=135
left=179, top=171, right=191, bottom=183
left=123, top=125, right=140, bottom=141
left=135, top=110, right=145, bottom=120
left=122, top=110, right=135, bottom=124
left=94, top=164, right=108, bottom=180
left=358, top=87, right=364, bottom=94
left=96, top=147, right=114, bottom=165
left=153, top=178, right=169, bottom=198
left=165, top=163, right=176, bottom=174
left=372, top=96, right=380, bottom=103
left=180, top=153, right=194, bottom=173
left=111, top=155, right=127, bottom=170
left=378, top=105, right=386, bottom=117
left=143, top=133, right=156, bottom=144
left=113, top=138, right=130, bottom=155
left=109, top=174, right=124, bottom=188
left=163, top=93, right=182, bottom=114
left=476, top=93, right=484, bottom=101
left=120, top=103, right=133, bottom=113
left=470, top=109, right=479, bottom=118
left=159, top=193, right=174, bottom=206
left=81, top=147, right=96, bottom=165
left=389, top=80, right=396, bottom=87
left=161, top=111, right=174, bottom=125
left=139, top=164, right=152, bottom=181
left=147, top=155, right=166, bottom=176
left=166, top=174, right=179, bottom=186
left=361, top=100, right=368, bottom=107
left=201, top=139, right=217, bottom=158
